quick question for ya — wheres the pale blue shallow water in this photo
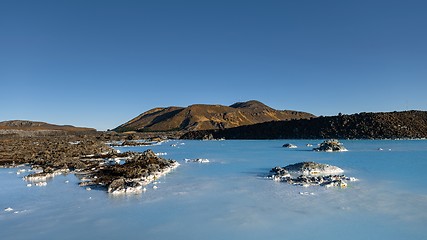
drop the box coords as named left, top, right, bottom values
left=1, top=140, right=427, bottom=240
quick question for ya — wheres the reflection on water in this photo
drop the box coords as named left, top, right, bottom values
left=1, top=140, right=427, bottom=240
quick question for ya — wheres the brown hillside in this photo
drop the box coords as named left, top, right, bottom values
left=0, top=120, right=96, bottom=133
left=114, top=100, right=315, bottom=132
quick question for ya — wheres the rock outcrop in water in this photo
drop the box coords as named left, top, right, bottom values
left=283, top=143, right=297, bottom=148
left=80, top=149, right=179, bottom=194
left=283, top=162, right=344, bottom=175
left=313, top=139, right=348, bottom=152
left=268, top=162, right=357, bottom=188
left=184, top=158, right=210, bottom=163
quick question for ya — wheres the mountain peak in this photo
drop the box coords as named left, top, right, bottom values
left=230, top=100, right=271, bottom=110
left=114, top=101, right=315, bottom=132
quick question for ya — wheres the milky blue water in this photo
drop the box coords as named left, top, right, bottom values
left=1, top=140, right=427, bottom=240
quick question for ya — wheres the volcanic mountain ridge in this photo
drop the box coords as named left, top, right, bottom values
left=114, top=100, right=315, bottom=132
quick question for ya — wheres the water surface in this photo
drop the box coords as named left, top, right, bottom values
left=1, top=140, right=427, bottom=239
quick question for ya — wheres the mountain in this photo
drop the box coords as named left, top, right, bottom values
left=114, top=100, right=315, bottom=132
left=181, top=110, right=427, bottom=139
left=0, top=120, right=96, bottom=133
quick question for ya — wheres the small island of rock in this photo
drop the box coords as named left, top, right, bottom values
left=184, top=158, right=210, bottom=163
left=282, top=143, right=297, bottom=148
left=313, top=139, right=348, bottom=152
left=268, top=161, right=357, bottom=188
left=79, top=149, right=179, bottom=194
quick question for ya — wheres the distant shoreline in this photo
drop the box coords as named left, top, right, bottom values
left=181, top=110, right=427, bottom=140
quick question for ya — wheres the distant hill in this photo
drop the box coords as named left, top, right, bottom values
left=181, top=110, right=427, bottom=139
left=114, top=100, right=315, bottom=132
left=0, top=120, right=96, bottom=135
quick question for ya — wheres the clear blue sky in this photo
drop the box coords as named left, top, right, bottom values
left=1, top=0, right=426, bottom=130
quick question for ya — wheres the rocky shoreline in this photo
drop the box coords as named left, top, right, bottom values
left=181, top=110, right=427, bottom=140
left=0, top=133, right=179, bottom=194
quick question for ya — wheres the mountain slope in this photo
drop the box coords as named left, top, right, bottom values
left=181, top=110, right=427, bottom=139
left=114, top=100, right=315, bottom=132
left=0, top=120, right=96, bottom=133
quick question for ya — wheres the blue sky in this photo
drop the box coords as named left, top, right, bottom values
left=1, top=0, right=426, bottom=130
